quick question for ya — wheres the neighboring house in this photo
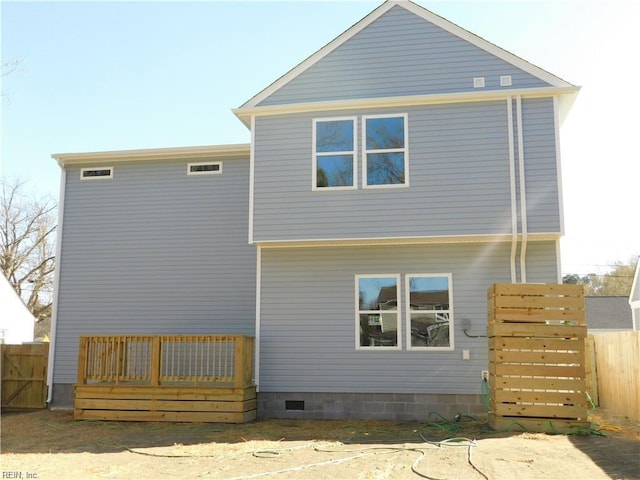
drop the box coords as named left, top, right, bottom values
left=49, top=0, right=579, bottom=419
left=630, top=259, right=640, bottom=330
left=585, top=296, right=634, bottom=333
left=0, top=274, right=35, bottom=344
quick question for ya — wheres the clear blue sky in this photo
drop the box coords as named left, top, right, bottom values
left=1, top=0, right=638, bottom=276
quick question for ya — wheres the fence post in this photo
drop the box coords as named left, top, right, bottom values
left=77, top=336, right=88, bottom=385
left=234, top=336, right=244, bottom=388
left=151, top=336, right=161, bottom=386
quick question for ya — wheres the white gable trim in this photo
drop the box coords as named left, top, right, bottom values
left=238, top=0, right=574, bottom=110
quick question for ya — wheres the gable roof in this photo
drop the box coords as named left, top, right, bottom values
left=237, top=0, right=575, bottom=114
left=584, top=296, right=634, bottom=331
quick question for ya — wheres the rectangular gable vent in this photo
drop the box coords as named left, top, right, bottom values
left=473, top=77, right=485, bottom=88
left=81, top=167, right=113, bottom=180
left=188, top=162, right=222, bottom=175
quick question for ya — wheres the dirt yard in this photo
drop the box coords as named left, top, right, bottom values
left=1, top=409, right=638, bottom=480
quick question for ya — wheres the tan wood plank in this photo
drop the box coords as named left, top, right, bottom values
left=493, top=363, right=585, bottom=378
left=489, top=375, right=586, bottom=391
left=488, top=324, right=587, bottom=339
left=74, top=385, right=256, bottom=401
left=74, top=408, right=256, bottom=423
left=489, top=337, right=584, bottom=352
left=492, top=295, right=585, bottom=309
left=74, top=398, right=257, bottom=413
left=491, top=350, right=584, bottom=364
left=493, top=390, right=588, bottom=406
left=488, top=414, right=591, bottom=433
left=493, top=403, right=587, bottom=419
left=491, top=309, right=585, bottom=324
left=489, top=283, right=584, bottom=297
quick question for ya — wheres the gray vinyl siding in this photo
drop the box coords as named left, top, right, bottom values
left=258, top=5, right=549, bottom=106
left=522, top=98, right=561, bottom=233
left=259, top=241, right=559, bottom=394
left=53, top=157, right=255, bottom=384
left=253, top=99, right=561, bottom=242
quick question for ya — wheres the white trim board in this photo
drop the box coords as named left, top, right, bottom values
left=254, top=232, right=561, bottom=249
left=234, top=87, right=579, bottom=128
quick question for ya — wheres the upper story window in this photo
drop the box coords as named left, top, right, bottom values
left=356, top=274, right=401, bottom=350
left=363, top=114, right=408, bottom=187
left=313, top=117, right=356, bottom=190
left=80, top=167, right=113, bottom=180
left=406, top=274, right=453, bottom=350
left=188, top=162, right=222, bottom=175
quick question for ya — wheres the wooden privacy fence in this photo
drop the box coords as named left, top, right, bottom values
left=75, top=334, right=256, bottom=423
left=591, top=331, right=640, bottom=422
left=487, top=283, right=589, bottom=433
left=1, top=343, right=49, bottom=410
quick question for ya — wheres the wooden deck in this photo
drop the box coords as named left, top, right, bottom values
left=74, top=335, right=256, bottom=423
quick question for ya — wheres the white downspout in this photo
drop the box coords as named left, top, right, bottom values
left=46, top=166, right=66, bottom=403
left=254, top=245, right=261, bottom=391
left=516, top=96, right=528, bottom=283
left=553, top=95, right=565, bottom=283
left=507, top=97, right=518, bottom=283
left=248, top=115, right=256, bottom=245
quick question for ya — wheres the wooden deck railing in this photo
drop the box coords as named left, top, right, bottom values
left=77, top=335, right=254, bottom=387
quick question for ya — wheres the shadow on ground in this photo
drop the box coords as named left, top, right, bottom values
left=2, top=410, right=515, bottom=455
left=569, top=412, right=640, bottom=480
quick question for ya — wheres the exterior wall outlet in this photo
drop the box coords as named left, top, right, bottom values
left=481, top=370, right=489, bottom=381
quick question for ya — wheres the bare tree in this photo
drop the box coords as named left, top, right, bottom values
left=1, top=179, right=57, bottom=333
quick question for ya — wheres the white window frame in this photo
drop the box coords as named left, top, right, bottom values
left=312, top=116, right=357, bottom=191
left=187, top=161, right=222, bottom=175
left=405, top=273, right=454, bottom=351
left=355, top=274, right=402, bottom=351
left=362, top=113, right=409, bottom=189
left=80, top=167, right=113, bottom=180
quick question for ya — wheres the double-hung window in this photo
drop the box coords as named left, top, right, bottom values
left=356, top=275, right=401, bottom=349
left=363, top=114, right=408, bottom=187
left=405, top=274, right=453, bottom=350
left=313, top=117, right=356, bottom=190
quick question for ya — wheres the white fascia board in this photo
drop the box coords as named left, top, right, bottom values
left=254, top=232, right=561, bottom=249
left=53, top=143, right=251, bottom=167
left=234, top=86, right=580, bottom=128
left=237, top=0, right=575, bottom=113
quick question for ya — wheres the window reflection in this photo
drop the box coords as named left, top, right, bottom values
left=408, top=276, right=451, bottom=348
left=358, top=277, right=398, bottom=347
left=316, top=120, right=354, bottom=152
left=317, top=155, right=353, bottom=188
left=366, top=153, right=405, bottom=185
left=364, top=116, right=406, bottom=186
left=366, top=117, right=405, bottom=150
left=315, top=119, right=355, bottom=188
